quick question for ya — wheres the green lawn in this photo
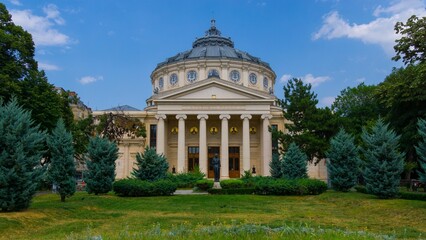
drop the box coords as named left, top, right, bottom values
left=0, top=191, right=425, bottom=239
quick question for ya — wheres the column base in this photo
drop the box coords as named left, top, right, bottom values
left=213, top=182, right=222, bottom=189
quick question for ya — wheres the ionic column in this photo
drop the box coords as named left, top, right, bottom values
left=176, top=114, right=187, bottom=172
left=219, top=114, right=231, bottom=179
left=261, top=114, right=273, bottom=176
left=197, top=114, right=209, bottom=176
left=241, top=114, right=252, bottom=173
left=155, top=114, right=167, bottom=155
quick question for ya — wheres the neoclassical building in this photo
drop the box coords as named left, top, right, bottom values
left=93, top=20, right=327, bottom=180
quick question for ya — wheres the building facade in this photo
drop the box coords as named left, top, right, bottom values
left=94, top=20, right=327, bottom=181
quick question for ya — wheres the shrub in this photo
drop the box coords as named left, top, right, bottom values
left=208, top=188, right=255, bottom=195
left=195, top=179, right=214, bottom=191
left=399, top=191, right=426, bottom=201
left=241, top=176, right=270, bottom=188
left=113, top=179, right=177, bottom=197
left=132, top=147, right=168, bottom=181
left=167, top=169, right=205, bottom=188
left=220, top=179, right=245, bottom=189
left=254, top=178, right=327, bottom=196
left=354, top=185, right=368, bottom=194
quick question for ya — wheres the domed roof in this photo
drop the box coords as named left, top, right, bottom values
left=155, top=20, right=271, bottom=70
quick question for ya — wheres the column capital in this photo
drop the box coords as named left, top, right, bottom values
left=155, top=114, right=167, bottom=120
left=261, top=114, right=273, bottom=120
left=197, top=114, right=209, bottom=120
left=240, top=114, right=252, bottom=120
left=176, top=114, right=187, bottom=120
left=219, top=114, right=231, bottom=120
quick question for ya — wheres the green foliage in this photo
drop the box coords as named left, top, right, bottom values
left=85, top=136, right=118, bottom=195
left=332, top=83, right=380, bottom=143
left=95, top=112, right=146, bottom=142
left=282, top=142, right=308, bottom=179
left=326, top=129, right=360, bottom=192
left=416, top=118, right=426, bottom=183
left=254, top=178, right=327, bottom=195
left=166, top=168, right=205, bottom=188
left=0, top=98, right=46, bottom=211
left=113, top=179, right=177, bottom=197
left=194, top=179, right=214, bottom=191
left=72, top=114, right=94, bottom=162
left=393, top=15, right=426, bottom=65
left=220, top=179, right=245, bottom=189
left=132, top=147, right=169, bottom=181
left=47, top=119, right=76, bottom=202
left=361, top=119, right=405, bottom=199
left=398, top=191, right=426, bottom=201
left=277, top=78, right=338, bottom=161
left=207, top=188, right=255, bottom=195
left=269, top=153, right=282, bottom=178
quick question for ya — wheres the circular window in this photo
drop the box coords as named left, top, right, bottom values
left=208, top=69, right=220, bottom=78
left=230, top=70, right=240, bottom=82
left=170, top=73, right=178, bottom=86
left=159, top=77, right=164, bottom=89
left=249, top=73, right=257, bottom=85
left=263, top=77, right=269, bottom=88
left=187, top=70, right=197, bottom=83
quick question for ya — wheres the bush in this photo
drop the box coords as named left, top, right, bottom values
left=254, top=178, right=327, bottom=196
left=195, top=179, right=214, bottom=191
left=399, top=191, right=426, bottom=201
left=113, top=179, right=177, bottom=197
left=220, top=179, right=245, bottom=189
left=167, top=170, right=205, bottom=188
left=354, top=185, right=368, bottom=194
left=208, top=188, right=255, bottom=195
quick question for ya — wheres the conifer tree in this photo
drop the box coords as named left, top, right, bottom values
left=326, top=128, right=359, bottom=192
left=361, top=119, right=404, bottom=199
left=281, top=142, right=308, bottom=179
left=269, top=153, right=282, bottom=178
left=416, top=118, right=426, bottom=183
left=132, top=147, right=168, bottom=181
left=85, top=136, right=118, bottom=195
left=0, top=98, right=45, bottom=211
left=48, top=119, right=76, bottom=202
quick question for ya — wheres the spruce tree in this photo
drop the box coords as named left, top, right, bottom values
left=85, top=136, right=118, bottom=195
left=132, top=147, right=168, bottom=181
left=326, top=128, right=359, bottom=192
left=269, top=153, right=282, bottom=178
left=0, top=98, right=45, bottom=211
left=47, top=119, right=76, bottom=202
left=361, top=119, right=404, bottom=199
left=416, top=118, right=426, bottom=183
left=281, top=142, right=308, bottom=179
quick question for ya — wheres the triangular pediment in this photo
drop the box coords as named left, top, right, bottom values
left=154, top=79, right=272, bottom=101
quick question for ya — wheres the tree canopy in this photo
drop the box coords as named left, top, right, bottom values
left=393, top=15, right=426, bottom=65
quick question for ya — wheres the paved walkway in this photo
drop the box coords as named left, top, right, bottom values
left=174, top=189, right=208, bottom=195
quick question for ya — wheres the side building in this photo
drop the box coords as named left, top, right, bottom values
left=93, top=20, right=327, bottom=181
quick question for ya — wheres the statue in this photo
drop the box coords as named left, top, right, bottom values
left=212, top=153, right=221, bottom=182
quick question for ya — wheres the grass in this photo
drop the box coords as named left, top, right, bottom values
left=0, top=191, right=425, bottom=239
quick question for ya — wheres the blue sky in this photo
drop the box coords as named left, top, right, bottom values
left=4, top=0, right=426, bottom=110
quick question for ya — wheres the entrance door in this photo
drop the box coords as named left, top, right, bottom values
left=188, top=146, right=199, bottom=172
left=229, top=147, right=240, bottom=178
left=208, top=147, right=220, bottom=178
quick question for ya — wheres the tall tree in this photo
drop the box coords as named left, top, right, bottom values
left=416, top=118, right=426, bottom=183
left=47, top=119, right=76, bottom=202
left=326, top=129, right=359, bottom=192
left=281, top=142, right=308, bottom=179
left=85, top=136, right=118, bottom=195
left=361, top=119, right=404, bottom=199
left=132, top=147, right=168, bottom=181
left=95, top=111, right=146, bottom=143
left=0, top=98, right=45, bottom=211
left=393, top=15, right=426, bottom=65
left=269, top=153, right=282, bottom=178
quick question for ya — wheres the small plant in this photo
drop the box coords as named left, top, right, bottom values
left=195, top=179, right=213, bottom=191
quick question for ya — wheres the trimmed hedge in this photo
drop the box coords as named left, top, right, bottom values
left=399, top=192, right=426, bottom=201
left=254, top=178, right=327, bottom=195
left=220, top=179, right=245, bottom=189
left=208, top=188, right=255, bottom=195
left=195, top=179, right=214, bottom=191
left=113, top=179, right=177, bottom=197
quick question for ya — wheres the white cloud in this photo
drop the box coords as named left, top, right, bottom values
left=9, top=0, right=22, bottom=6
left=79, top=76, right=103, bottom=85
left=279, top=74, right=292, bottom=83
left=313, top=0, right=426, bottom=54
left=320, top=96, right=336, bottom=107
left=301, top=74, right=331, bottom=87
left=39, top=62, right=60, bottom=71
left=10, top=4, right=70, bottom=46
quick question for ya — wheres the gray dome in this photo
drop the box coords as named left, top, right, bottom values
left=155, top=20, right=271, bottom=70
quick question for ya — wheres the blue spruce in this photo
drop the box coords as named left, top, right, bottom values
left=416, top=118, right=426, bottom=183
left=48, top=119, right=76, bottom=202
left=326, top=128, right=359, bottom=192
left=361, top=119, right=404, bottom=199
left=281, top=142, right=308, bottom=179
left=132, top=147, right=169, bottom=181
left=85, top=136, right=118, bottom=195
left=0, top=98, right=46, bottom=211
left=270, top=153, right=282, bottom=178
